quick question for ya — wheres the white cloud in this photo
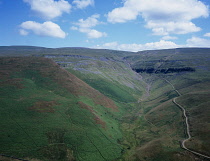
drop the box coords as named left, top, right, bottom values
left=161, top=36, right=177, bottom=40
left=20, top=21, right=67, bottom=38
left=19, top=29, right=29, bottom=36
left=74, top=14, right=101, bottom=28
left=107, top=7, right=138, bottom=23
left=23, top=0, right=71, bottom=19
left=204, top=33, right=210, bottom=37
left=71, top=14, right=107, bottom=39
left=95, top=40, right=179, bottom=52
left=102, top=42, right=118, bottom=48
left=73, top=0, right=94, bottom=9
left=186, top=36, right=210, bottom=47
left=147, top=21, right=201, bottom=35
left=143, top=40, right=179, bottom=50
left=86, top=29, right=107, bottom=39
left=107, top=0, right=209, bottom=35
left=70, top=26, right=78, bottom=30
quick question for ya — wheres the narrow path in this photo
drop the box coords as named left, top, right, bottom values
left=163, top=78, right=210, bottom=159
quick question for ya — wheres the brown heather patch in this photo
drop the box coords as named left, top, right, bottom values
left=78, top=101, right=106, bottom=129
left=0, top=78, right=24, bottom=89
left=0, top=57, right=47, bottom=75
left=78, top=101, right=94, bottom=112
left=28, top=101, right=59, bottom=113
left=0, top=58, right=18, bottom=79
left=94, top=115, right=106, bottom=129
left=91, top=94, right=118, bottom=112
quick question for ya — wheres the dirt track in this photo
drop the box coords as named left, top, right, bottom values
left=164, top=78, right=210, bottom=159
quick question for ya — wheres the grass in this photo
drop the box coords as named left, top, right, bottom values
left=0, top=57, right=123, bottom=161
left=176, top=93, right=210, bottom=155
left=117, top=48, right=210, bottom=160
left=72, top=73, right=137, bottom=103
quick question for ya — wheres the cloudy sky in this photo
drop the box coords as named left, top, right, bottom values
left=1, top=0, right=210, bottom=51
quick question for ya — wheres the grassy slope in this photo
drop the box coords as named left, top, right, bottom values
left=122, top=48, right=210, bottom=160
left=0, top=57, right=123, bottom=161
left=161, top=49, right=210, bottom=156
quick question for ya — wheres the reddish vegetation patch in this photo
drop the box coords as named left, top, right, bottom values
left=94, top=116, right=106, bottom=129
left=78, top=101, right=94, bottom=112
left=28, top=101, right=59, bottom=113
left=0, top=78, right=24, bottom=89
left=78, top=101, right=107, bottom=129
left=91, top=93, right=119, bottom=112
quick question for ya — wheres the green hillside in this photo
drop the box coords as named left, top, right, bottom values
left=0, top=47, right=210, bottom=161
left=122, top=48, right=210, bottom=160
left=0, top=57, right=123, bottom=161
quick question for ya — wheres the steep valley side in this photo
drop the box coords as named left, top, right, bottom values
left=0, top=57, right=123, bottom=161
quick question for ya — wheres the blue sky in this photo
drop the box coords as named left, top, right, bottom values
left=0, top=0, right=210, bottom=51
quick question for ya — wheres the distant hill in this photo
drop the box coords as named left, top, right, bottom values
left=0, top=46, right=133, bottom=57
